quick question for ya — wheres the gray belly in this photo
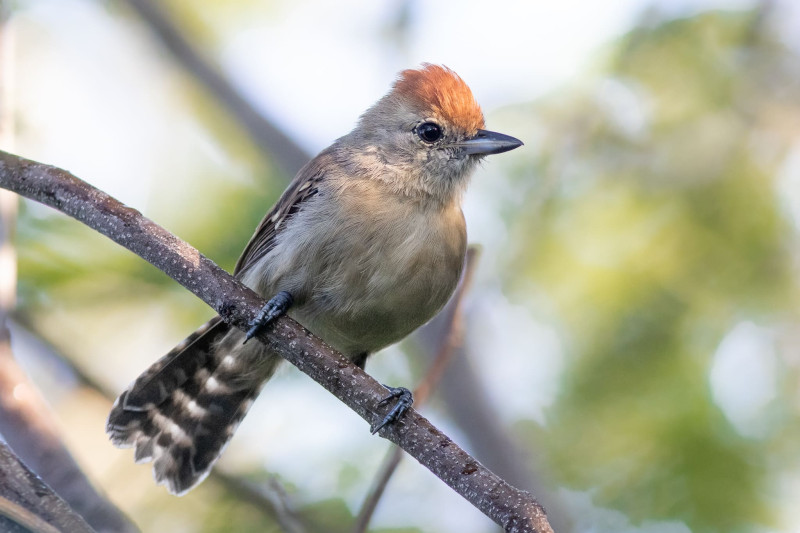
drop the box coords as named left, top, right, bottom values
left=244, top=188, right=467, bottom=358
left=290, top=251, right=462, bottom=356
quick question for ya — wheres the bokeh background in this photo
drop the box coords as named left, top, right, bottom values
left=3, top=0, right=800, bottom=532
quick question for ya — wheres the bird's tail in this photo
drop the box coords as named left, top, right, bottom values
left=106, top=317, right=280, bottom=495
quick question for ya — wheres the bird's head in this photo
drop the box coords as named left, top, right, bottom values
left=341, top=64, right=523, bottom=203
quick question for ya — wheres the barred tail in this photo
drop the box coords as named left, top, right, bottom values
left=106, top=317, right=280, bottom=495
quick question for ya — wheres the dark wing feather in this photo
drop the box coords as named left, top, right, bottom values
left=233, top=154, right=328, bottom=277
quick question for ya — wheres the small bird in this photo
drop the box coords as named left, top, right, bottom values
left=106, top=64, right=522, bottom=495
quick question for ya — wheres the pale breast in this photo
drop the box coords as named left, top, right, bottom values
left=253, top=178, right=467, bottom=357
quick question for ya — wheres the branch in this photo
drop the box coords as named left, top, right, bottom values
left=353, top=246, right=480, bottom=532
left=0, top=439, right=95, bottom=533
left=431, top=330, right=570, bottom=530
left=11, top=317, right=310, bottom=532
left=0, top=150, right=554, bottom=533
left=0, top=9, right=135, bottom=531
left=121, top=0, right=311, bottom=177
left=213, top=472, right=307, bottom=533
left=418, top=306, right=537, bottom=487
left=114, top=5, right=536, bottom=512
left=0, top=325, right=138, bottom=532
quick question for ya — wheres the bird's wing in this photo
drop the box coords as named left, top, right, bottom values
left=233, top=154, right=328, bottom=277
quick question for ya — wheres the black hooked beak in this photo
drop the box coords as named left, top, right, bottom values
left=451, top=129, right=523, bottom=156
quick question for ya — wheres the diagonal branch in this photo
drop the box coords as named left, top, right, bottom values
left=0, top=323, right=139, bottom=533
left=121, top=0, right=311, bottom=177
left=11, top=317, right=308, bottom=533
left=0, top=6, right=135, bottom=532
left=353, top=246, right=480, bottom=533
left=213, top=472, right=307, bottom=533
left=0, top=150, right=554, bottom=533
left=0, top=440, right=95, bottom=533
left=114, top=5, right=537, bottom=512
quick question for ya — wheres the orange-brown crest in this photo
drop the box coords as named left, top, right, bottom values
left=394, top=64, right=485, bottom=134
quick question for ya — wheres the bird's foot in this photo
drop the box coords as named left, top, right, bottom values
left=243, top=291, right=293, bottom=343
left=371, top=385, right=413, bottom=434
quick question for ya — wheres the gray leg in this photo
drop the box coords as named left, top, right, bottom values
left=243, top=291, right=294, bottom=343
left=370, top=386, right=413, bottom=434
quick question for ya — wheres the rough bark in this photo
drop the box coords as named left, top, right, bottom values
left=0, top=324, right=138, bottom=532
left=0, top=150, right=554, bottom=533
left=0, top=440, right=96, bottom=533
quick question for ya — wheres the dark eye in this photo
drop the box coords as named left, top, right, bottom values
left=416, top=122, right=443, bottom=143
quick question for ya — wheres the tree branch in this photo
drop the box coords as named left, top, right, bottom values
left=0, top=7, right=136, bottom=531
left=0, top=440, right=95, bottom=533
left=213, top=472, right=307, bottom=533
left=121, top=0, right=311, bottom=178
left=0, top=324, right=138, bottom=532
left=353, top=246, right=480, bottom=532
left=114, top=6, right=537, bottom=511
left=0, top=150, right=554, bottom=533
left=10, top=317, right=310, bottom=532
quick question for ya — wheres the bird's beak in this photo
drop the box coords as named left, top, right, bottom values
left=450, top=129, right=523, bottom=156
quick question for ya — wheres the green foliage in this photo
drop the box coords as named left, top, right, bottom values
left=14, top=3, right=800, bottom=532
left=506, top=9, right=800, bottom=533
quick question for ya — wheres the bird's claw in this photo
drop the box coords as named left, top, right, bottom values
left=371, top=386, right=413, bottom=434
left=243, top=291, right=293, bottom=344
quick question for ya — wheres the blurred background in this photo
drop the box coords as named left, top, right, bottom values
left=2, top=0, right=800, bottom=531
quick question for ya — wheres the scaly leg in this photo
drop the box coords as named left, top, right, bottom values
left=371, top=386, right=413, bottom=434
left=243, top=291, right=294, bottom=343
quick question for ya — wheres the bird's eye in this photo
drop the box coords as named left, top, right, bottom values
left=416, top=122, right=443, bottom=143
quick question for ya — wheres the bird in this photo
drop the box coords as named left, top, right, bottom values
left=106, top=64, right=523, bottom=495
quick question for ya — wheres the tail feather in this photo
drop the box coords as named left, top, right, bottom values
left=122, top=317, right=224, bottom=410
left=107, top=318, right=279, bottom=495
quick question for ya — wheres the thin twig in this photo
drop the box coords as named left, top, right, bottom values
left=353, top=247, right=480, bottom=533
left=213, top=472, right=307, bottom=533
left=0, top=150, right=554, bottom=533
left=121, top=0, right=311, bottom=177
